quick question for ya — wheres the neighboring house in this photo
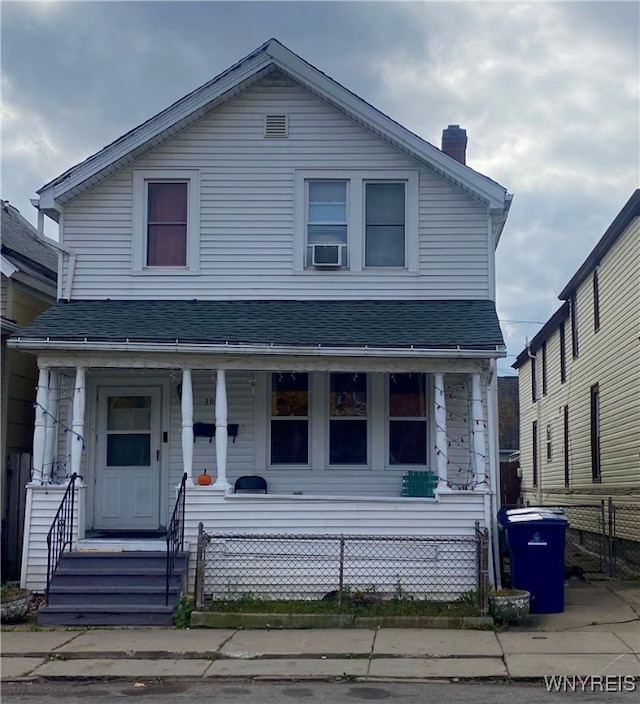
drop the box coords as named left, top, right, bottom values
left=497, top=376, right=520, bottom=506
left=513, top=190, right=639, bottom=511
left=10, top=39, right=512, bottom=616
left=1, top=200, right=58, bottom=580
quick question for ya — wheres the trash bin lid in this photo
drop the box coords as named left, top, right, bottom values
left=506, top=510, right=568, bottom=524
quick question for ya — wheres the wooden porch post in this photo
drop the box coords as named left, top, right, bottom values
left=471, top=373, right=487, bottom=488
left=434, top=373, right=451, bottom=491
left=213, top=369, right=231, bottom=490
left=32, top=366, right=49, bottom=483
left=181, top=368, right=194, bottom=481
left=70, top=367, right=86, bottom=479
left=43, top=370, right=59, bottom=482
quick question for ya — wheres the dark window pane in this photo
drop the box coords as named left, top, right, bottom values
left=147, top=224, right=187, bottom=266
left=107, top=434, right=150, bottom=467
left=365, top=226, right=405, bottom=267
left=271, top=373, right=308, bottom=416
left=330, top=420, right=367, bottom=464
left=365, top=183, right=405, bottom=224
left=389, top=421, right=427, bottom=465
left=389, top=374, right=426, bottom=417
left=330, top=373, right=367, bottom=416
left=148, top=183, right=187, bottom=222
left=271, top=420, right=308, bottom=464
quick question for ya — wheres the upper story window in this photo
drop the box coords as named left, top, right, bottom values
left=531, top=355, right=537, bottom=402
left=365, top=182, right=406, bottom=267
left=306, top=181, right=348, bottom=267
left=569, top=293, right=579, bottom=357
left=541, top=341, right=548, bottom=395
left=132, top=169, right=200, bottom=274
left=559, top=322, right=567, bottom=383
left=593, top=270, right=600, bottom=332
left=295, top=170, right=418, bottom=274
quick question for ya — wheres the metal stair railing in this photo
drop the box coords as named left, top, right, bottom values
left=166, top=472, right=188, bottom=605
left=45, top=473, right=81, bottom=604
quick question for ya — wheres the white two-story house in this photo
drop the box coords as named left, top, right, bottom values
left=11, top=40, right=512, bottom=620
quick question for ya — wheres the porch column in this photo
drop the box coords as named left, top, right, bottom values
left=434, top=373, right=451, bottom=491
left=43, top=370, right=59, bottom=482
left=181, top=368, right=194, bottom=481
left=213, top=369, right=231, bottom=491
left=32, top=366, right=50, bottom=483
left=70, top=367, right=86, bottom=479
left=471, top=373, right=487, bottom=488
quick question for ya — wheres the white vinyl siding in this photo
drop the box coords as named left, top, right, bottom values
left=60, top=78, right=491, bottom=301
left=519, top=216, right=640, bottom=504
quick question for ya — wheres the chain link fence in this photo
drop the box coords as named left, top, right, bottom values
left=524, top=499, right=640, bottom=578
left=195, top=523, right=490, bottom=614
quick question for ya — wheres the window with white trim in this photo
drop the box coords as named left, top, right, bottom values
left=388, top=373, right=427, bottom=465
left=270, top=373, right=309, bottom=465
left=132, top=169, right=200, bottom=273
left=295, top=170, right=418, bottom=273
left=329, top=373, right=368, bottom=465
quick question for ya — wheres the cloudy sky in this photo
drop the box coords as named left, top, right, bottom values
left=2, top=0, right=638, bottom=374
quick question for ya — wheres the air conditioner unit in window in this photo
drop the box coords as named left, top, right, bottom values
left=311, top=243, right=344, bottom=267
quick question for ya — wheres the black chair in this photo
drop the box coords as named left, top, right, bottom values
left=234, top=475, right=267, bottom=494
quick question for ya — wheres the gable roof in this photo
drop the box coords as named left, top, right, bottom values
left=1, top=201, right=58, bottom=285
left=11, top=299, right=505, bottom=357
left=36, top=39, right=511, bottom=231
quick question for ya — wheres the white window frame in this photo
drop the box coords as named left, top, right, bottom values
left=294, top=169, right=419, bottom=274
left=132, top=169, right=201, bottom=274
left=326, top=372, right=370, bottom=469
left=385, top=373, right=430, bottom=469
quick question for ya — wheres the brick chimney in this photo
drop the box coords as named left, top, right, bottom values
left=441, top=124, right=467, bottom=165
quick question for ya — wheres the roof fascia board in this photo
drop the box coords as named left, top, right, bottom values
left=265, top=41, right=507, bottom=209
left=8, top=337, right=506, bottom=359
left=512, top=301, right=569, bottom=369
left=38, top=53, right=274, bottom=204
left=1, top=255, right=18, bottom=278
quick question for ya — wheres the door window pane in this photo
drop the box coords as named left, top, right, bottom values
left=108, top=396, right=151, bottom=431
left=365, top=183, right=405, bottom=267
left=107, top=434, right=151, bottom=467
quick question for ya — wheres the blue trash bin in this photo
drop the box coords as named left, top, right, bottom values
left=505, top=510, right=569, bottom=614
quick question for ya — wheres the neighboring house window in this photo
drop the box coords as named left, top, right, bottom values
left=147, top=183, right=187, bottom=266
left=531, top=355, right=537, bottom=402
left=563, top=405, right=570, bottom=487
left=365, top=182, right=406, bottom=267
left=559, top=323, right=567, bottom=384
left=590, top=384, right=601, bottom=482
left=270, top=373, right=309, bottom=465
left=329, top=373, right=368, bottom=465
left=593, top=270, right=600, bottom=332
left=388, top=373, right=427, bottom=465
left=132, top=169, right=200, bottom=273
left=546, top=423, right=552, bottom=461
left=541, top=341, right=548, bottom=395
left=532, top=420, right=538, bottom=486
left=295, top=170, right=418, bottom=273
left=306, top=181, right=348, bottom=267
left=570, top=294, right=579, bottom=357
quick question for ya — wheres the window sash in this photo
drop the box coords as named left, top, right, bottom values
left=146, top=182, right=188, bottom=267
left=329, top=373, right=368, bottom=465
left=365, top=182, right=406, bottom=267
left=270, top=373, right=309, bottom=465
left=388, top=374, right=427, bottom=465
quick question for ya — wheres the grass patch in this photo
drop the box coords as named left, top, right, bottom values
left=201, top=588, right=481, bottom=618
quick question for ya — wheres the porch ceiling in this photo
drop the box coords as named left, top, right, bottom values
left=10, top=299, right=505, bottom=354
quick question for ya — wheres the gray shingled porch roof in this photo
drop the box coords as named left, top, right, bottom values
left=13, top=299, right=505, bottom=351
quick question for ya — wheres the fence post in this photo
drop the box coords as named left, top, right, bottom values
left=338, top=534, right=345, bottom=610
left=195, top=522, right=205, bottom=608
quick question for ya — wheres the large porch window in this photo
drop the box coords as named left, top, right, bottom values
left=329, top=373, right=368, bottom=465
left=388, top=373, right=427, bottom=465
left=270, top=373, right=309, bottom=465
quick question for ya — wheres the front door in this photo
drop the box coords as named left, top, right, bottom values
left=95, top=386, right=161, bottom=529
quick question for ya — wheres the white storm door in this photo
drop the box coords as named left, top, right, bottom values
left=95, top=387, right=161, bottom=529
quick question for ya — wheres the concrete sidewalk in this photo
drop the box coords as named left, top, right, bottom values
left=1, top=579, right=638, bottom=682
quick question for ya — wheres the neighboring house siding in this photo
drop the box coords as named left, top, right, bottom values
left=519, top=216, right=640, bottom=504
left=61, top=79, right=490, bottom=301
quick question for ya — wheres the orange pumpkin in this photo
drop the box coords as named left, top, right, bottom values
left=197, top=469, right=212, bottom=486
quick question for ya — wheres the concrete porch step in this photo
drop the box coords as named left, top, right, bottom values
left=37, top=604, right=177, bottom=626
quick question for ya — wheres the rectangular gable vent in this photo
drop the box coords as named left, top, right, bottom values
left=264, top=114, right=288, bottom=138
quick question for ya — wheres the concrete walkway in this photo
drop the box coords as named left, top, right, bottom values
left=1, top=579, right=638, bottom=682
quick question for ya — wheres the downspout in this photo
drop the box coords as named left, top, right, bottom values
left=486, top=359, right=501, bottom=587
